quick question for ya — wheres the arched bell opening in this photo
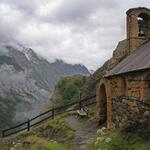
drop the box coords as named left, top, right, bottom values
left=137, top=13, right=150, bottom=37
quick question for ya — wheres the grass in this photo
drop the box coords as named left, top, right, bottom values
left=1, top=112, right=76, bottom=150
left=0, top=105, right=96, bottom=150
left=14, top=136, right=67, bottom=150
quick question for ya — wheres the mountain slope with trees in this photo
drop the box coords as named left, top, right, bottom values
left=0, top=43, right=89, bottom=129
left=50, top=75, right=89, bottom=108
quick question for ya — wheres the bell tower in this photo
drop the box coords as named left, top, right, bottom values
left=126, top=7, right=150, bottom=55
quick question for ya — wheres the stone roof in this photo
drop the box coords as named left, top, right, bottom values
left=105, top=42, right=150, bottom=77
left=126, top=7, right=150, bottom=15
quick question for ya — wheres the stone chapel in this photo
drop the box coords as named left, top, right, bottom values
left=94, top=7, right=150, bottom=129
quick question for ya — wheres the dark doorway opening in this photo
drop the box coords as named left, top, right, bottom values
left=99, top=84, right=107, bottom=125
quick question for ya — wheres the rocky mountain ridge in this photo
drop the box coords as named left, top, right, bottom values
left=0, top=43, right=89, bottom=129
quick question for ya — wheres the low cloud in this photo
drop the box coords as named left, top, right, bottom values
left=0, top=0, right=150, bottom=70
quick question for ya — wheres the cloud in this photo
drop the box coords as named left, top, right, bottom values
left=42, top=0, right=118, bottom=23
left=0, top=0, right=39, bottom=15
left=0, top=3, right=21, bottom=42
left=0, top=0, right=150, bottom=70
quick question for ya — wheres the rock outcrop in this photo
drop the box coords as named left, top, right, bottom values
left=93, top=39, right=128, bottom=81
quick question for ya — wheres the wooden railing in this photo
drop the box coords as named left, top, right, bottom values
left=1, top=95, right=96, bottom=137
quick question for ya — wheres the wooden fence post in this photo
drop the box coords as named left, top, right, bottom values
left=79, top=91, right=82, bottom=110
left=79, top=91, right=81, bottom=101
left=27, top=119, right=30, bottom=131
left=2, top=130, right=5, bottom=137
left=79, top=101, right=82, bottom=110
left=52, top=108, right=54, bottom=119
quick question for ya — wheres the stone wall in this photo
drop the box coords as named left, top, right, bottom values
left=110, top=71, right=150, bottom=129
left=110, top=72, right=150, bottom=101
left=96, top=70, right=150, bottom=129
left=108, top=71, right=150, bottom=127
left=110, top=76, right=126, bottom=99
left=112, top=96, right=150, bottom=130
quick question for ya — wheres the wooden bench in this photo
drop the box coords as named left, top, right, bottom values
left=76, top=107, right=88, bottom=117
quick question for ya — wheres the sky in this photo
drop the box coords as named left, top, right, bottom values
left=0, top=0, right=150, bottom=71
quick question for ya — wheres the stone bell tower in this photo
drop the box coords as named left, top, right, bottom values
left=126, top=7, right=150, bottom=55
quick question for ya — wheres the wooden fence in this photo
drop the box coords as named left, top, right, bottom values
left=1, top=95, right=96, bottom=137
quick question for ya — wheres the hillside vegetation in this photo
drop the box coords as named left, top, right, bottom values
left=0, top=113, right=76, bottom=150
left=87, top=127, right=150, bottom=150
left=50, top=75, right=89, bottom=108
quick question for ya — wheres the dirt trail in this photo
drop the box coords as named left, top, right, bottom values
left=65, top=115, right=98, bottom=150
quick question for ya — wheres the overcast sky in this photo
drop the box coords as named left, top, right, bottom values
left=0, top=0, right=150, bottom=70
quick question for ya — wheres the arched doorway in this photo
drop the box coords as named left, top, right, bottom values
left=99, top=84, right=107, bottom=125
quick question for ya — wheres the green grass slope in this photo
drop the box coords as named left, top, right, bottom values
left=0, top=113, right=77, bottom=150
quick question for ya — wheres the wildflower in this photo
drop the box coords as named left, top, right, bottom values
left=94, top=141, right=99, bottom=146
left=53, top=141, right=57, bottom=144
left=97, top=127, right=106, bottom=135
left=97, top=137, right=104, bottom=142
left=96, top=129, right=102, bottom=134
left=101, top=127, right=106, bottom=131
left=105, top=137, right=111, bottom=143
left=96, top=137, right=101, bottom=141
left=50, top=140, right=54, bottom=142
left=100, top=131, right=106, bottom=136
left=10, top=148, right=15, bottom=150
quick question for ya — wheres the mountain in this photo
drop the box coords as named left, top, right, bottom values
left=0, top=43, right=89, bottom=129
left=50, top=59, right=89, bottom=76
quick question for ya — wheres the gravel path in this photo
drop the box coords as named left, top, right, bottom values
left=65, top=115, right=98, bottom=150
